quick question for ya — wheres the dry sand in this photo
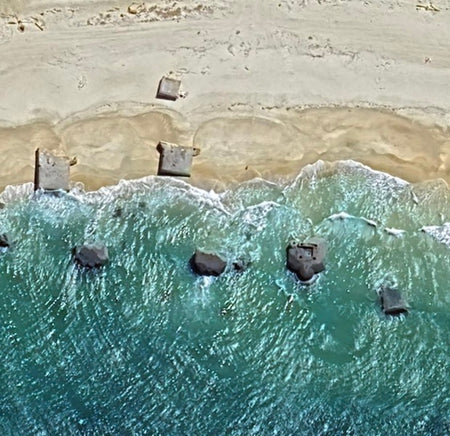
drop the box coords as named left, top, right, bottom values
left=0, top=0, right=449, bottom=192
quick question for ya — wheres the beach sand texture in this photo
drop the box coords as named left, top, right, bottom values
left=0, top=0, right=449, bottom=191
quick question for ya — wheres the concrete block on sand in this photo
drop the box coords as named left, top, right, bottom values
left=34, top=148, right=70, bottom=192
left=156, top=77, right=181, bottom=101
left=286, top=237, right=326, bottom=282
left=380, top=286, right=408, bottom=316
left=156, top=141, right=200, bottom=177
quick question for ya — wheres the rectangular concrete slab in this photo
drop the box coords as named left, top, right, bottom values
left=156, top=141, right=199, bottom=177
left=156, top=77, right=181, bottom=101
left=34, top=148, right=70, bottom=191
left=380, top=286, right=408, bottom=315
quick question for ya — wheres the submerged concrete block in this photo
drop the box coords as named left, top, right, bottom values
left=156, top=141, right=200, bottom=177
left=156, top=77, right=181, bottom=101
left=380, top=286, right=408, bottom=315
left=73, top=244, right=109, bottom=268
left=34, top=148, right=70, bottom=192
left=286, top=237, right=326, bottom=282
left=190, top=250, right=226, bottom=276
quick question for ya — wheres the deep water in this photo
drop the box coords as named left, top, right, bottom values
left=0, top=161, right=449, bottom=435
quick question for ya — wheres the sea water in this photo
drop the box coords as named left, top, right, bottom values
left=0, top=161, right=448, bottom=435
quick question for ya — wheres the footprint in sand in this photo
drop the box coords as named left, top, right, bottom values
left=77, top=75, right=87, bottom=89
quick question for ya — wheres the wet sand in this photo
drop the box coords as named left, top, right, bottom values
left=0, top=105, right=448, bottom=192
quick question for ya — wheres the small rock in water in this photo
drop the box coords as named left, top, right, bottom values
left=286, top=237, right=326, bottom=282
left=190, top=250, right=226, bottom=276
left=232, top=258, right=250, bottom=272
left=379, top=286, right=408, bottom=316
left=112, top=207, right=122, bottom=218
left=0, top=234, right=10, bottom=248
left=73, top=244, right=109, bottom=268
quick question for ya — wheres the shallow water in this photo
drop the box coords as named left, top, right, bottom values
left=0, top=161, right=448, bottom=435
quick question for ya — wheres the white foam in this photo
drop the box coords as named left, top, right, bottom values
left=385, top=228, right=406, bottom=237
left=70, top=175, right=233, bottom=216
left=326, top=212, right=413, bottom=237
left=363, top=218, right=378, bottom=228
left=0, top=160, right=421, bottom=208
left=0, top=182, right=33, bottom=203
left=292, top=159, right=410, bottom=188
left=421, top=223, right=450, bottom=248
left=294, top=159, right=328, bottom=181
left=327, top=211, right=378, bottom=228
left=328, top=211, right=352, bottom=221
left=239, top=201, right=280, bottom=230
left=334, top=160, right=409, bottom=187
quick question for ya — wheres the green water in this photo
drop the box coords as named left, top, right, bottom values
left=0, top=161, right=448, bottom=435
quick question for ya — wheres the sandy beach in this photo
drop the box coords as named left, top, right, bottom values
left=0, top=0, right=449, bottom=191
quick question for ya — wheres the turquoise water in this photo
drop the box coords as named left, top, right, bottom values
left=0, top=161, right=448, bottom=435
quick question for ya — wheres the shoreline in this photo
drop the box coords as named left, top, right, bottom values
left=0, top=104, right=448, bottom=193
left=1, top=159, right=449, bottom=252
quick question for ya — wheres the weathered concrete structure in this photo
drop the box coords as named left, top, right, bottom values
left=156, top=141, right=200, bottom=177
left=73, top=244, right=109, bottom=268
left=156, top=77, right=181, bottom=101
left=286, top=237, right=326, bottom=282
left=380, top=286, right=408, bottom=315
left=34, top=148, right=71, bottom=192
left=190, top=250, right=226, bottom=276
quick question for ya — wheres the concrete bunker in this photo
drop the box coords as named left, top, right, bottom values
left=156, top=77, right=181, bottom=101
left=156, top=141, right=200, bottom=177
left=34, top=148, right=75, bottom=192
left=286, top=237, right=326, bottom=282
left=379, top=286, right=408, bottom=316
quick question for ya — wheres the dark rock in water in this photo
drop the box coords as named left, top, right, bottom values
left=190, top=250, right=226, bottom=276
left=380, top=286, right=408, bottom=315
left=0, top=233, right=10, bottom=248
left=112, top=207, right=122, bottom=218
left=286, top=237, right=326, bottom=282
left=73, top=244, right=109, bottom=268
left=232, top=258, right=251, bottom=272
